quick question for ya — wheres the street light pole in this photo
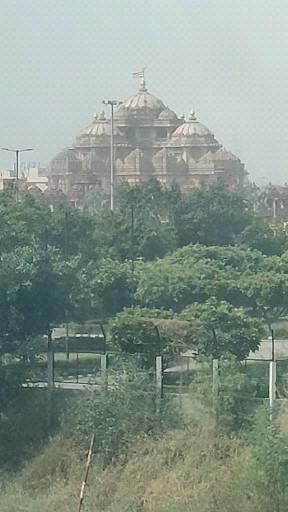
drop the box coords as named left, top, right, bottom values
left=110, top=103, right=115, bottom=211
left=15, top=150, right=19, bottom=203
left=102, top=100, right=119, bottom=211
left=1, top=147, right=33, bottom=202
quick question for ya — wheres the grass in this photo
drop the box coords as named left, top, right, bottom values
left=0, top=439, right=81, bottom=512
left=0, top=423, right=273, bottom=512
left=2, top=384, right=288, bottom=512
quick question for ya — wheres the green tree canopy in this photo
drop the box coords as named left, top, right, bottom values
left=237, top=217, right=287, bottom=255
left=111, top=308, right=188, bottom=366
left=238, top=271, right=288, bottom=330
left=0, top=245, right=80, bottom=404
left=78, top=258, right=136, bottom=319
left=0, top=246, right=78, bottom=345
left=93, top=180, right=177, bottom=261
left=172, top=183, right=252, bottom=247
left=180, top=300, right=264, bottom=360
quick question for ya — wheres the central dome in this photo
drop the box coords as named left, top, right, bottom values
left=116, top=79, right=165, bottom=118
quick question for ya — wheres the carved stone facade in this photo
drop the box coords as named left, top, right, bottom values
left=48, top=80, right=247, bottom=202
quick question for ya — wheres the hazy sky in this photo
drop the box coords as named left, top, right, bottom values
left=0, top=0, right=287, bottom=183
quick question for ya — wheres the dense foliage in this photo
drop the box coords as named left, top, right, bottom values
left=0, top=180, right=288, bottom=397
left=1, top=181, right=288, bottom=510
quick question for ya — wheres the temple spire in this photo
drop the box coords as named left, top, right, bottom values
left=132, top=67, right=147, bottom=92
left=189, top=111, right=197, bottom=121
left=98, top=110, right=106, bottom=121
left=139, top=78, right=148, bottom=93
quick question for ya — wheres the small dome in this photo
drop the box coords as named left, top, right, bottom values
left=199, top=148, right=240, bottom=162
left=172, top=112, right=211, bottom=138
left=49, top=149, right=81, bottom=175
left=213, top=148, right=239, bottom=161
left=75, top=111, right=121, bottom=145
left=158, top=107, right=178, bottom=121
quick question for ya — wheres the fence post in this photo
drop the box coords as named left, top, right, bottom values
left=47, top=329, right=54, bottom=390
left=76, top=351, right=79, bottom=384
left=101, top=353, right=108, bottom=390
left=65, top=320, right=70, bottom=360
left=156, top=355, right=163, bottom=414
left=269, top=360, right=277, bottom=416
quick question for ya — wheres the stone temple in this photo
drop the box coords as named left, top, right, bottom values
left=48, top=79, right=247, bottom=203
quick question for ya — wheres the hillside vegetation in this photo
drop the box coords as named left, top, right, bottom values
left=1, top=181, right=288, bottom=511
left=2, top=405, right=288, bottom=512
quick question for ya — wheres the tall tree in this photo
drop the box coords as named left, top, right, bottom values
left=172, top=183, right=252, bottom=247
left=78, top=258, right=136, bottom=319
left=0, top=245, right=79, bottom=404
left=93, top=180, right=177, bottom=261
left=238, top=217, right=287, bottom=255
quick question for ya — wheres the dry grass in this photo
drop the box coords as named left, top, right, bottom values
left=0, top=437, right=82, bottom=512
left=0, top=424, right=261, bottom=512
left=86, top=427, right=258, bottom=512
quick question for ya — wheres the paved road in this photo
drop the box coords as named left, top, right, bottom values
left=23, top=381, right=101, bottom=390
left=22, top=339, right=288, bottom=391
left=180, top=339, right=288, bottom=362
left=248, top=339, right=288, bottom=360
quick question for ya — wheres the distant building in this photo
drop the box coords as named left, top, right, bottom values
left=254, top=183, right=288, bottom=219
left=48, top=79, right=247, bottom=202
left=0, top=169, right=18, bottom=192
left=24, top=167, right=49, bottom=194
left=0, top=166, right=48, bottom=195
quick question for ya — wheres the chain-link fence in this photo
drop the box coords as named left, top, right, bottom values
left=241, top=360, right=270, bottom=399
left=53, top=352, right=102, bottom=384
left=276, top=360, right=288, bottom=399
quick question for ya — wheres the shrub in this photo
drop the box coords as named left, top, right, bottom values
left=62, top=370, right=180, bottom=465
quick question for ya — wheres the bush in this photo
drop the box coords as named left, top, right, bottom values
left=247, top=409, right=288, bottom=511
left=0, top=389, right=68, bottom=469
left=190, top=358, right=259, bottom=432
left=62, top=370, right=181, bottom=465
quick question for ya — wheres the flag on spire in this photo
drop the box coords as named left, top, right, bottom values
left=132, top=68, right=145, bottom=79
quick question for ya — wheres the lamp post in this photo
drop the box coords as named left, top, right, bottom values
left=1, top=147, right=33, bottom=202
left=102, top=100, right=119, bottom=211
